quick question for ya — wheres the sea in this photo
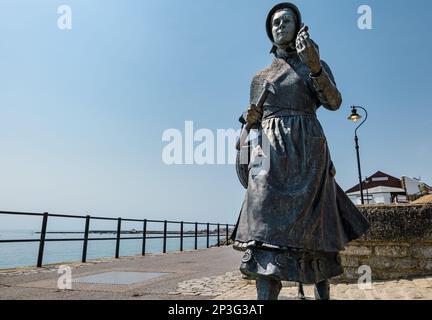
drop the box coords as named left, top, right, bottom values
left=0, top=230, right=221, bottom=270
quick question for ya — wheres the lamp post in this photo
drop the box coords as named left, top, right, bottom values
left=347, top=106, right=368, bottom=205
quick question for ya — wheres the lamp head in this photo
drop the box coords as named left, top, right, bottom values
left=348, top=106, right=362, bottom=122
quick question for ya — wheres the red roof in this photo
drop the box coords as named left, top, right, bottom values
left=345, top=171, right=403, bottom=194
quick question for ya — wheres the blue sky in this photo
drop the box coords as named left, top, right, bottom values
left=0, top=0, right=431, bottom=230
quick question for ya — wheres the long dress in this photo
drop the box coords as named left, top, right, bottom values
left=232, top=51, right=370, bottom=284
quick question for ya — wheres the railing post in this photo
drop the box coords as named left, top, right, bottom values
left=217, top=223, right=220, bottom=247
left=163, top=220, right=167, bottom=253
left=194, top=222, right=198, bottom=250
left=115, top=218, right=122, bottom=259
left=82, top=215, right=91, bottom=263
left=37, top=212, right=49, bottom=268
left=206, top=223, right=210, bottom=248
left=226, top=224, right=229, bottom=244
left=142, top=219, right=147, bottom=256
left=180, top=221, right=184, bottom=252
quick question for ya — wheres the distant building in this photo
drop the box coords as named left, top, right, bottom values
left=346, top=171, right=432, bottom=205
left=401, top=176, right=432, bottom=201
left=346, top=171, right=406, bottom=205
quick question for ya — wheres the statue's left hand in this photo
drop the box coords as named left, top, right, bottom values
left=296, top=26, right=321, bottom=74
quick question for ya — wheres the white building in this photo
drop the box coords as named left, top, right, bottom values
left=401, top=176, right=432, bottom=200
left=346, top=171, right=406, bottom=205
left=347, top=186, right=406, bottom=205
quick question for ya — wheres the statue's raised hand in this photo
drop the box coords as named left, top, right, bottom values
left=296, top=26, right=322, bottom=74
left=246, top=104, right=262, bottom=125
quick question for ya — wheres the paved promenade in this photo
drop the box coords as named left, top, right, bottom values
left=0, top=246, right=431, bottom=300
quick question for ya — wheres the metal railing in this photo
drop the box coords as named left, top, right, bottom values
left=0, top=211, right=235, bottom=268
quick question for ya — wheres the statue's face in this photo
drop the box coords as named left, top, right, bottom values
left=271, top=9, right=297, bottom=45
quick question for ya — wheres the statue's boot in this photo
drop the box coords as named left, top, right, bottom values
left=314, top=280, right=330, bottom=300
left=256, top=277, right=282, bottom=300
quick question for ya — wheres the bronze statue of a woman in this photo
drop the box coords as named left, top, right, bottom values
left=232, top=2, right=370, bottom=300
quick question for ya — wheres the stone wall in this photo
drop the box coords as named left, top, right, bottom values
left=337, top=204, right=432, bottom=282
